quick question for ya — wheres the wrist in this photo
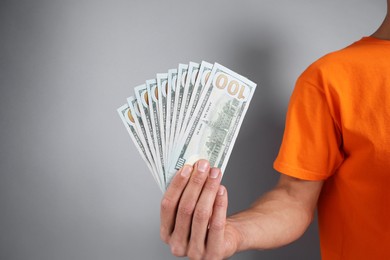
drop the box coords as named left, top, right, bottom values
left=225, top=216, right=247, bottom=253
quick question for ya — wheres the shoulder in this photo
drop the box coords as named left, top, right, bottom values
left=298, top=39, right=368, bottom=86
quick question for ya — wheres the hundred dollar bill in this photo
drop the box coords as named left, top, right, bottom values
left=176, top=62, right=200, bottom=141
left=178, top=61, right=213, bottom=143
left=168, top=64, right=188, bottom=167
left=156, top=73, right=169, bottom=166
left=117, top=104, right=162, bottom=191
left=133, top=84, right=164, bottom=187
left=126, top=97, right=158, bottom=177
left=146, top=79, right=166, bottom=185
left=168, top=63, right=257, bottom=187
left=166, top=68, right=178, bottom=166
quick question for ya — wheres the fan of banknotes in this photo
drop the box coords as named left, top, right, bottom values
left=118, top=61, right=257, bottom=192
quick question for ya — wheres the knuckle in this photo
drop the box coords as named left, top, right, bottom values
left=160, top=225, right=171, bottom=243
left=161, top=196, right=175, bottom=212
left=187, top=242, right=204, bottom=260
left=170, top=244, right=186, bottom=257
left=187, top=243, right=198, bottom=254
left=209, top=219, right=226, bottom=231
left=160, top=230, right=170, bottom=244
left=204, top=252, right=221, bottom=260
left=178, top=203, right=195, bottom=218
left=170, top=176, right=184, bottom=189
left=203, top=180, right=219, bottom=192
left=214, top=198, right=226, bottom=208
left=194, top=207, right=211, bottom=222
left=190, top=175, right=206, bottom=186
left=187, top=250, right=202, bottom=260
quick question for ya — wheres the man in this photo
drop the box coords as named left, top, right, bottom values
left=160, top=1, right=390, bottom=259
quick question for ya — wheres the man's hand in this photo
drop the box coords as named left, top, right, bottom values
left=160, top=159, right=239, bottom=259
left=160, top=159, right=323, bottom=259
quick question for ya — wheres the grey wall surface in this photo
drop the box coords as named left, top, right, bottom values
left=0, top=0, right=385, bottom=259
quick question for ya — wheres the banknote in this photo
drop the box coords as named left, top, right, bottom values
left=178, top=61, right=213, bottom=144
left=168, top=63, right=257, bottom=186
left=166, top=69, right=178, bottom=167
left=133, top=84, right=164, bottom=186
left=156, top=73, right=169, bottom=166
left=176, top=62, right=200, bottom=143
left=126, top=97, right=158, bottom=177
left=169, top=64, right=189, bottom=168
left=117, top=104, right=162, bottom=190
left=146, top=79, right=166, bottom=184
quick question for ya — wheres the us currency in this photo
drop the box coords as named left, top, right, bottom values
left=133, top=84, right=165, bottom=187
left=178, top=61, right=213, bottom=144
left=156, top=73, right=169, bottom=166
left=166, top=68, right=178, bottom=166
left=126, top=97, right=158, bottom=178
left=117, top=104, right=162, bottom=191
left=146, top=79, right=166, bottom=185
left=168, top=64, right=188, bottom=167
left=176, top=62, right=200, bottom=143
left=168, top=63, right=257, bottom=187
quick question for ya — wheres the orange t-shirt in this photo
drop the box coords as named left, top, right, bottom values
left=274, top=36, right=390, bottom=259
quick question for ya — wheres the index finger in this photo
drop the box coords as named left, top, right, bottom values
left=160, top=165, right=193, bottom=243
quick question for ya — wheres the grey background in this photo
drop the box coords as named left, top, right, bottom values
left=0, top=0, right=385, bottom=259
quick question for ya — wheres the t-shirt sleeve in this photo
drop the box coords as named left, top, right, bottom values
left=273, top=73, right=344, bottom=181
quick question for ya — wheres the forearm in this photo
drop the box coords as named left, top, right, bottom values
left=227, top=179, right=321, bottom=252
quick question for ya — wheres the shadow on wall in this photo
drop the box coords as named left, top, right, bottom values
left=221, top=31, right=321, bottom=260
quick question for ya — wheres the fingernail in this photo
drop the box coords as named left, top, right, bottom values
left=218, top=186, right=225, bottom=196
left=181, top=165, right=192, bottom=178
left=197, top=160, right=210, bottom=173
left=209, top=168, right=219, bottom=179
